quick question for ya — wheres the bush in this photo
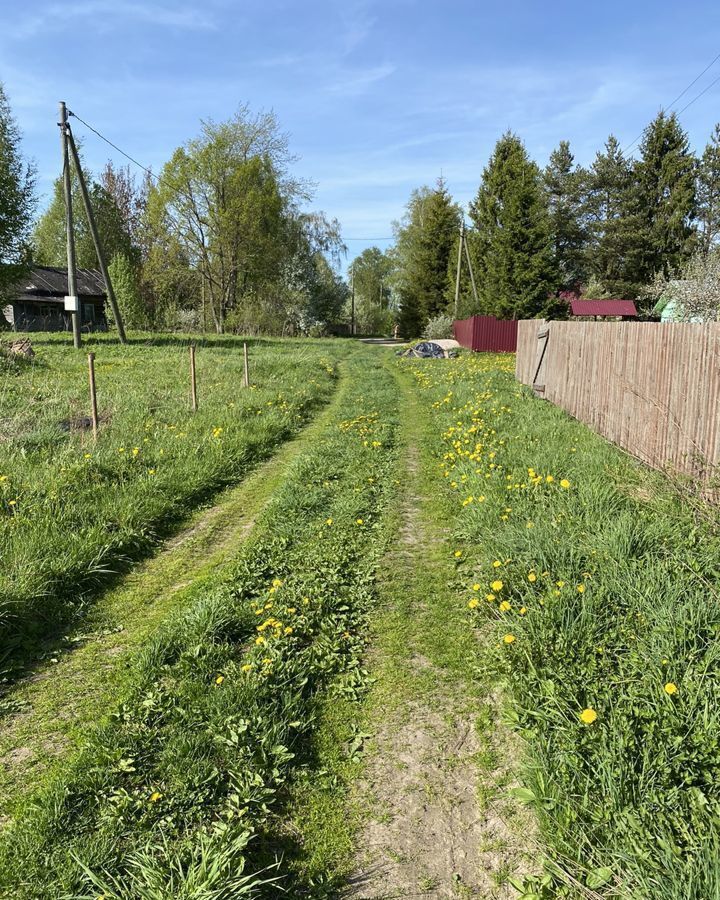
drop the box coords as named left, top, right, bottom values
left=422, top=313, right=454, bottom=340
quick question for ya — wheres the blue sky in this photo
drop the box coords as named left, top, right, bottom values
left=3, top=0, right=720, bottom=268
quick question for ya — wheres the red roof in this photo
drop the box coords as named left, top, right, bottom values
left=570, top=299, right=637, bottom=317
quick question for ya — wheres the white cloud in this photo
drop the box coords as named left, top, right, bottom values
left=5, top=1, right=216, bottom=40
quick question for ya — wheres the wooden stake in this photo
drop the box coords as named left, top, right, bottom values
left=190, top=343, right=198, bottom=411
left=88, top=352, right=99, bottom=440
left=243, top=342, right=250, bottom=388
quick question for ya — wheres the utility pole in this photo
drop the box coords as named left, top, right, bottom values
left=350, top=263, right=355, bottom=336
left=454, top=220, right=464, bottom=320
left=66, top=125, right=127, bottom=344
left=59, top=101, right=81, bottom=349
left=463, top=227, right=479, bottom=307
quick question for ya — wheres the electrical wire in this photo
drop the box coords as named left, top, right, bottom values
left=623, top=49, right=720, bottom=156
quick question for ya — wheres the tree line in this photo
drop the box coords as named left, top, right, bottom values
left=0, top=86, right=348, bottom=334
left=357, top=111, right=720, bottom=335
left=3, top=78, right=720, bottom=336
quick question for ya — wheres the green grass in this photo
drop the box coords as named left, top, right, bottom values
left=0, top=332, right=344, bottom=674
left=403, top=352, right=720, bottom=898
left=0, top=347, right=402, bottom=899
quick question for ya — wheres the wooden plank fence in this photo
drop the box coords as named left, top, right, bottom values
left=516, top=319, right=720, bottom=479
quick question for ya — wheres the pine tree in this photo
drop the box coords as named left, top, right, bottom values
left=0, top=83, right=35, bottom=300
left=632, top=111, right=696, bottom=285
left=584, top=135, right=638, bottom=296
left=697, top=124, right=720, bottom=255
left=469, top=132, right=556, bottom=319
left=394, top=179, right=461, bottom=335
left=544, top=141, right=588, bottom=291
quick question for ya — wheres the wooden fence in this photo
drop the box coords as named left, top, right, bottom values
left=516, top=319, right=720, bottom=479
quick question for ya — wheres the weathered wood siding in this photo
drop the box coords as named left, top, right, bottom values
left=515, top=320, right=720, bottom=479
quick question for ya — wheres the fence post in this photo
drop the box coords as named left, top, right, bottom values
left=190, top=343, right=198, bottom=412
left=87, top=352, right=99, bottom=440
left=243, top=342, right=250, bottom=388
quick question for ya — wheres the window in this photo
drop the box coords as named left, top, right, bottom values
left=83, top=303, right=96, bottom=322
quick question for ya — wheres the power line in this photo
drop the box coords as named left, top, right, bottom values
left=676, top=71, right=720, bottom=117
left=68, top=109, right=159, bottom=183
left=623, top=49, right=720, bottom=156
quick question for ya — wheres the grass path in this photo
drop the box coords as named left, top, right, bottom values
left=287, top=356, right=536, bottom=898
left=0, top=365, right=345, bottom=818
left=343, top=362, right=534, bottom=898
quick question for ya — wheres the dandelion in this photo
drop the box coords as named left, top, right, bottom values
left=499, top=600, right=511, bottom=612
left=577, top=584, right=585, bottom=594
left=84, top=453, right=92, bottom=460
left=491, top=580, right=503, bottom=592
left=528, top=573, right=537, bottom=583
left=560, top=479, right=571, bottom=489
left=503, top=634, right=516, bottom=644
left=486, top=593, right=496, bottom=602
left=472, top=583, right=481, bottom=591
left=326, top=518, right=333, bottom=526
left=214, top=675, right=225, bottom=685
left=241, top=664, right=253, bottom=673
left=492, top=560, right=502, bottom=568
left=545, top=475, right=554, bottom=483
left=255, top=636, right=266, bottom=646
left=468, top=598, right=479, bottom=609
left=664, top=682, right=678, bottom=695
left=356, top=518, right=364, bottom=525
left=519, top=606, right=527, bottom=615
left=149, top=791, right=163, bottom=803
left=579, top=708, right=597, bottom=724
left=454, top=550, right=462, bottom=558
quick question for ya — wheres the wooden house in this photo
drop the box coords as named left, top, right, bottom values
left=2, top=266, right=108, bottom=332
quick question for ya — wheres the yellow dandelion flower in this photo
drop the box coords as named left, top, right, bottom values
left=560, top=479, right=571, bottom=489
left=255, top=636, right=266, bottom=646
left=491, top=580, right=503, bottom=592
left=214, top=675, right=225, bottom=685
left=468, top=598, right=479, bottom=609
left=664, top=682, right=678, bottom=695
left=472, top=583, right=481, bottom=591
left=356, top=518, right=364, bottom=525
left=528, top=573, right=537, bottom=583
left=503, top=633, right=516, bottom=644
left=241, top=664, right=253, bottom=673
left=499, top=600, right=512, bottom=612
left=486, top=593, right=496, bottom=602
left=519, top=606, right=527, bottom=615
left=545, top=475, right=554, bottom=483
left=149, top=791, right=163, bottom=803
left=579, top=708, right=597, bottom=724
left=492, top=560, right=502, bottom=568
left=454, top=550, right=462, bottom=558
left=326, top=518, right=333, bottom=526
left=577, top=584, right=585, bottom=594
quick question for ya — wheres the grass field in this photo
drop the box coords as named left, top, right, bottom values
left=0, top=334, right=342, bottom=677
left=0, top=337, right=718, bottom=899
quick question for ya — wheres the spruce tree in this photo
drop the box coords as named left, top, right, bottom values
left=544, top=140, right=588, bottom=291
left=0, top=83, right=35, bottom=300
left=469, top=132, right=556, bottom=319
left=632, top=111, right=696, bottom=285
left=697, top=124, right=720, bottom=255
left=584, top=135, right=638, bottom=296
left=394, top=179, right=461, bottom=335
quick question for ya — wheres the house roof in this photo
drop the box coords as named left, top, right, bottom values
left=18, top=266, right=106, bottom=298
left=570, top=299, right=637, bottom=317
